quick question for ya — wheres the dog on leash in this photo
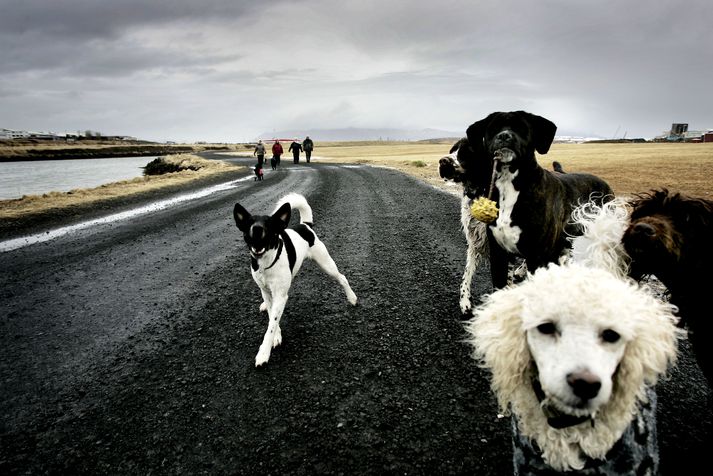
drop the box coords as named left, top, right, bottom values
left=465, top=111, right=614, bottom=288
left=254, top=163, right=264, bottom=181
left=467, top=262, right=680, bottom=473
left=233, top=193, right=358, bottom=366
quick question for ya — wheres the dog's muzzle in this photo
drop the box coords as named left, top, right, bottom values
left=532, top=379, right=594, bottom=429
left=494, top=148, right=516, bottom=164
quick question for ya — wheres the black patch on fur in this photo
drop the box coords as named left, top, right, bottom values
left=293, top=224, right=316, bottom=247
left=251, top=257, right=258, bottom=271
left=281, top=231, right=296, bottom=272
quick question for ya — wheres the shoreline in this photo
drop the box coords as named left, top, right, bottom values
left=0, top=145, right=238, bottom=162
left=0, top=167, right=248, bottom=241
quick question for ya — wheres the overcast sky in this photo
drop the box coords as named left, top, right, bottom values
left=1, top=0, right=711, bottom=142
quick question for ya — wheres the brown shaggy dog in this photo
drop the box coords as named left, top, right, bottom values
left=622, top=189, right=713, bottom=383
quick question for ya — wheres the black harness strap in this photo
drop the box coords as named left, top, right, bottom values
left=264, top=238, right=284, bottom=270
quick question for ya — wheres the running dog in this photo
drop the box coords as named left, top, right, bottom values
left=233, top=193, right=358, bottom=366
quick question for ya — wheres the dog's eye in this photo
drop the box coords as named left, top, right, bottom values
left=601, top=329, right=621, bottom=343
left=536, top=322, right=557, bottom=335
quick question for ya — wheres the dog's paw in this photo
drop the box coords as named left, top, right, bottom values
left=459, top=297, right=472, bottom=316
left=272, top=326, right=282, bottom=348
left=347, top=291, right=358, bottom=306
left=259, top=302, right=268, bottom=312
left=255, top=346, right=271, bottom=367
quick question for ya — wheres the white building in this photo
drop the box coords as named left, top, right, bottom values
left=0, top=128, right=31, bottom=140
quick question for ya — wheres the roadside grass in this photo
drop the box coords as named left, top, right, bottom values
left=0, top=154, right=243, bottom=220
left=315, top=141, right=713, bottom=197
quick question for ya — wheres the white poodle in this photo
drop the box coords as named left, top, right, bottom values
left=466, top=262, right=681, bottom=473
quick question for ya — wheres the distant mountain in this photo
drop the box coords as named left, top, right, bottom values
left=257, top=127, right=462, bottom=142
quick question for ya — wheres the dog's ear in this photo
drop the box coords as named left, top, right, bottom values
left=233, top=203, right=253, bottom=232
left=466, top=114, right=495, bottom=149
left=271, top=202, right=291, bottom=230
left=465, top=285, right=531, bottom=413
left=524, top=112, right=557, bottom=155
left=615, top=289, right=680, bottom=400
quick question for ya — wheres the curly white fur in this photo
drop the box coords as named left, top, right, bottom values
left=466, top=263, right=680, bottom=471
left=569, top=199, right=631, bottom=278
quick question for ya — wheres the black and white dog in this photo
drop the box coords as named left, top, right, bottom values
left=440, top=111, right=614, bottom=305
left=233, top=193, right=358, bottom=366
left=439, top=138, right=493, bottom=315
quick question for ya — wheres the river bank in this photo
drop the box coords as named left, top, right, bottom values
left=0, top=142, right=249, bottom=162
left=0, top=156, right=247, bottom=240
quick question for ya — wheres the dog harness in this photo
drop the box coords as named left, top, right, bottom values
left=264, top=238, right=284, bottom=270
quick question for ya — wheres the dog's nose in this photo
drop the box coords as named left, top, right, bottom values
left=494, top=130, right=514, bottom=145
left=632, top=222, right=656, bottom=237
left=567, top=371, right=601, bottom=401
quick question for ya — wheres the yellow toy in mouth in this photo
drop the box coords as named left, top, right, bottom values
left=470, top=197, right=499, bottom=223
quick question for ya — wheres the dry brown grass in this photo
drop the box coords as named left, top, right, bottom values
left=0, top=154, right=243, bottom=220
left=315, top=141, right=713, bottom=198
left=0, top=141, right=245, bottom=158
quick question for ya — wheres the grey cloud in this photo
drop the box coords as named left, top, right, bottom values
left=0, top=0, right=711, bottom=141
left=0, top=0, right=274, bottom=39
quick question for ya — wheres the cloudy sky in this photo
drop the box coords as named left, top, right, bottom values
left=1, top=0, right=711, bottom=142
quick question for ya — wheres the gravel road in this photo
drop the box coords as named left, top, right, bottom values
left=1, top=156, right=710, bottom=474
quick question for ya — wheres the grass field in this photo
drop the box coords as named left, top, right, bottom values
left=315, top=141, right=713, bottom=197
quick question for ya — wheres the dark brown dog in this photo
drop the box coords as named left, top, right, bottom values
left=623, top=189, right=713, bottom=383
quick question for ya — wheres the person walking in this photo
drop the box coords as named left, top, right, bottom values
left=289, top=140, right=302, bottom=164
left=303, top=136, right=314, bottom=163
left=271, top=139, right=283, bottom=169
left=253, top=140, right=266, bottom=168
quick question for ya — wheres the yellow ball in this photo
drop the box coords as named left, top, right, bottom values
left=470, top=197, right=499, bottom=223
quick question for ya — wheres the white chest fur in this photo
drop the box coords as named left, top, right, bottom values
left=490, top=167, right=521, bottom=254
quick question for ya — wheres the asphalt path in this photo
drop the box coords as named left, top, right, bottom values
left=0, top=155, right=710, bottom=474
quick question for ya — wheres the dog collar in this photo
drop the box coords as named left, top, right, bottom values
left=532, top=379, right=593, bottom=430
left=264, top=238, right=284, bottom=270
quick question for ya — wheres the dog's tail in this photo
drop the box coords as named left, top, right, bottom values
left=273, top=193, right=314, bottom=226
left=552, top=161, right=565, bottom=173
left=568, top=199, right=630, bottom=278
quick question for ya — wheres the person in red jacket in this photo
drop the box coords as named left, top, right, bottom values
left=271, top=139, right=283, bottom=169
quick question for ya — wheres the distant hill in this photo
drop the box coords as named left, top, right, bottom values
left=257, top=128, right=462, bottom=142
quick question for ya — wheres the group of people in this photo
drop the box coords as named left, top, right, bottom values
left=253, top=136, right=314, bottom=180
